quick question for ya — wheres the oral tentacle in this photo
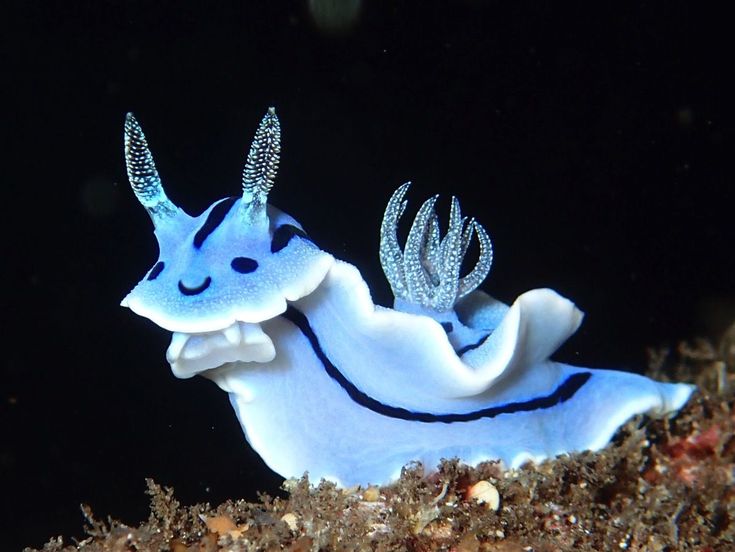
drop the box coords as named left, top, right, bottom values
left=167, top=321, right=276, bottom=378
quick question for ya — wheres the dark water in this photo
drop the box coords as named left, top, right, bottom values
left=4, top=2, right=732, bottom=549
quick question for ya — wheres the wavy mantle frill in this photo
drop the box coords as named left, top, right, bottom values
left=205, top=260, right=695, bottom=486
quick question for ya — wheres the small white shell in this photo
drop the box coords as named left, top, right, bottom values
left=467, top=480, right=500, bottom=511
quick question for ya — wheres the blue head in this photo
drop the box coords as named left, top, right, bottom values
left=121, top=109, right=333, bottom=374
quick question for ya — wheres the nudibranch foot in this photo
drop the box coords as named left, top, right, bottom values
left=121, top=108, right=695, bottom=489
left=218, top=331, right=692, bottom=487
left=206, top=258, right=694, bottom=486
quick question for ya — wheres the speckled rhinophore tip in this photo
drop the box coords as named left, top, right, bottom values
left=379, top=183, right=493, bottom=311
left=242, top=107, right=281, bottom=219
left=124, top=113, right=179, bottom=223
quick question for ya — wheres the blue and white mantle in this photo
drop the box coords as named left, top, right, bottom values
left=121, top=109, right=695, bottom=487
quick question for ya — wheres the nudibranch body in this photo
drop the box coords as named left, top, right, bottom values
left=121, top=109, right=695, bottom=487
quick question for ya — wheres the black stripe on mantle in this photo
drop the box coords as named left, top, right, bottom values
left=193, top=197, right=238, bottom=249
left=282, top=305, right=591, bottom=424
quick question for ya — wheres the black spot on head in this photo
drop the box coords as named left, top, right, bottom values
left=231, top=257, right=259, bottom=274
left=147, top=261, right=165, bottom=281
left=193, top=197, right=238, bottom=249
left=271, top=224, right=310, bottom=253
left=440, top=322, right=454, bottom=333
left=178, top=276, right=212, bottom=296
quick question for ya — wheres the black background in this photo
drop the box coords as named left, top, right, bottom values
left=4, top=2, right=732, bottom=549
